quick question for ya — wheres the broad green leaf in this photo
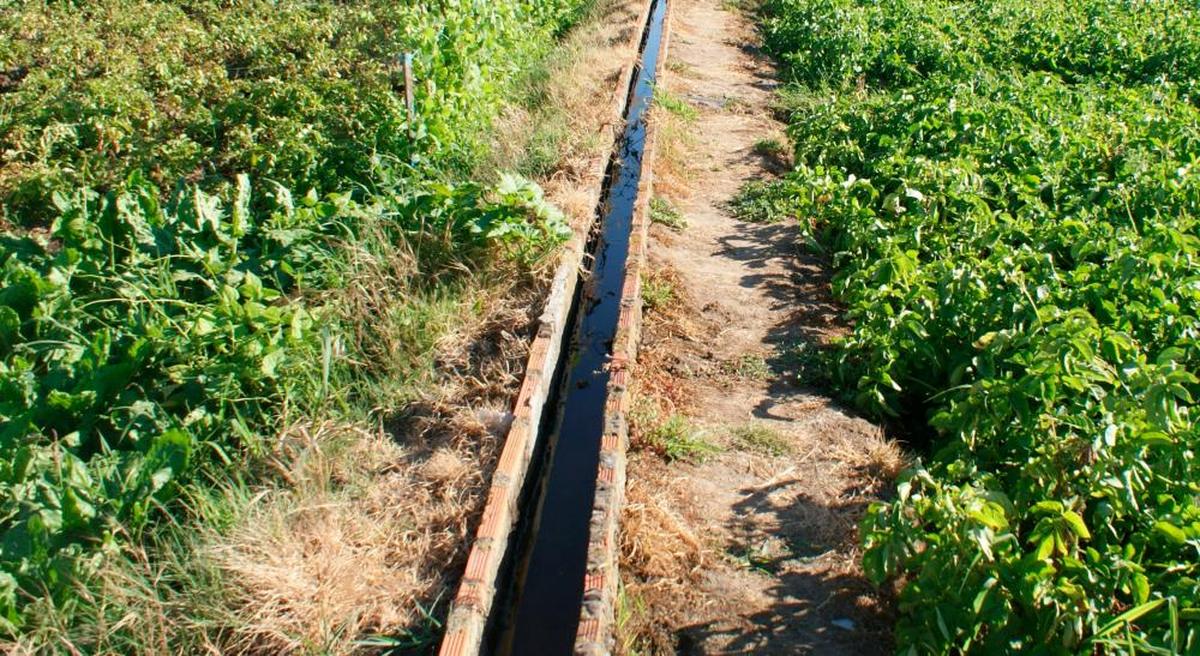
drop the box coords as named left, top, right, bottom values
left=1061, top=511, right=1090, bottom=540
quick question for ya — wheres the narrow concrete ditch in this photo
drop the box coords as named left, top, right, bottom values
left=440, top=1, right=671, bottom=654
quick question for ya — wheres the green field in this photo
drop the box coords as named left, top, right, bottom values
left=0, top=0, right=586, bottom=650
left=753, top=0, right=1200, bottom=651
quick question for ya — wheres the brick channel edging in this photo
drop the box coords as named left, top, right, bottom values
left=575, top=1, right=673, bottom=654
left=438, top=1, right=658, bottom=654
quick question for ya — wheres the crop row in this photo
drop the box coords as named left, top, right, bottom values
left=757, top=0, right=1200, bottom=652
left=0, top=0, right=585, bottom=639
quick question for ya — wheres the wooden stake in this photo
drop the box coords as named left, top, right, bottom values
left=403, top=53, right=415, bottom=126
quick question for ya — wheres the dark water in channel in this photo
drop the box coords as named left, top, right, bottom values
left=491, top=1, right=669, bottom=653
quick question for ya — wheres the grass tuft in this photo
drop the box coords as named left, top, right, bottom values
left=731, top=423, right=792, bottom=457
left=754, top=137, right=785, bottom=157
left=653, top=87, right=700, bottom=122
left=649, top=196, right=687, bottom=231
left=645, top=414, right=719, bottom=463
left=642, top=273, right=676, bottom=311
left=729, top=179, right=803, bottom=224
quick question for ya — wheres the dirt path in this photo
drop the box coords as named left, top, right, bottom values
left=618, top=1, right=903, bottom=653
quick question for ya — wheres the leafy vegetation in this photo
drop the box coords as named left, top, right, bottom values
left=649, top=196, right=687, bottom=231
left=0, top=0, right=587, bottom=644
left=762, top=0, right=1200, bottom=101
left=757, top=0, right=1200, bottom=651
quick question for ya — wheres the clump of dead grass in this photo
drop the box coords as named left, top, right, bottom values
left=618, top=468, right=710, bottom=655
left=207, top=419, right=492, bottom=655
left=647, top=104, right=698, bottom=201
left=731, top=422, right=791, bottom=456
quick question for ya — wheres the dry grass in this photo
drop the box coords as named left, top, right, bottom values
left=646, top=91, right=699, bottom=203
left=488, top=0, right=647, bottom=229
left=207, top=419, right=494, bottom=654
left=618, top=463, right=711, bottom=656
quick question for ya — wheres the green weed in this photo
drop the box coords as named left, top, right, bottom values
left=614, top=583, right=649, bottom=656
left=653, top=87, right=700, bottom=122
left=649, top=196, right=687, bottom=231
left=753, top=138, right=788, bottom=160
left=641, top=274, right=676, bottom=311
left=645, top=414, right=718, bottom=463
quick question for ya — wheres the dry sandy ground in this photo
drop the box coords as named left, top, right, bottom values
left=618, top=0, right=904, bottom=653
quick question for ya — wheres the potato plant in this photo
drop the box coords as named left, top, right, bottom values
left=762, top=0, right=1200, bottom=101
left=0, top=0, right=584, bottom=224
left=0, top=0, right=584, bottom=639
left=758, top=0, right=1200, bottom=651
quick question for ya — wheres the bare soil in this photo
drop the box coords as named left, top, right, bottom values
left=618, top=1, right=904, bottom=654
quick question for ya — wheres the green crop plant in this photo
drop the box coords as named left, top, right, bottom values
left=0, top=0, right=590, bottom=644
left=757, top=0, right=1200, bottom=651
left=761, top=0, right=1200, bottom=101
left=0, top=0, right=591, bottom=225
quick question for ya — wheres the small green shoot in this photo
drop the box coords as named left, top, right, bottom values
left=615, top=583, right=648, bottom=656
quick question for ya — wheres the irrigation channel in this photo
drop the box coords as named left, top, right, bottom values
left=488, top=1, right=668, bottom=653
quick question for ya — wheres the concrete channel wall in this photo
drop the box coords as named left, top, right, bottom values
left=438, top=1, right=661, bottom=654
left=575, top=1, right=673, bottom=653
